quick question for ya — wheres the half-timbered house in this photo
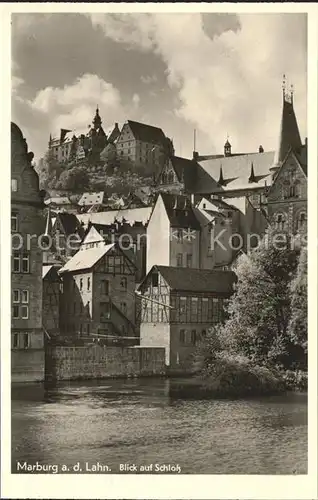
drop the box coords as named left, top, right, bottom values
left=138, top=265, right=236, bottom=371
left=59, top=242, right=138, bottom=341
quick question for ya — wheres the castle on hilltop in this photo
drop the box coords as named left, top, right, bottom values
left=48, top=107, right=174, bottom=174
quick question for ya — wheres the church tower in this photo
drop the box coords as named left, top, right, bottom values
left=273, top=75, right=302, bottom=167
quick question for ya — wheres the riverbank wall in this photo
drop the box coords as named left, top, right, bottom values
left=45, top=345, right=166, bottom=381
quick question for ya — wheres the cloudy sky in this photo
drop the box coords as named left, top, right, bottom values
left=12, top=12, right=307, bottom=162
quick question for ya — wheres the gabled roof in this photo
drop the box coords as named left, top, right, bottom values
left=57, top=212, right=82, bottom=236
left=108, top=123, right=121, bottom=143
left=59, top=243, right=115, bottom=273
left=126, top=120, right=166, bottom=144
left=267, top=146, right=308, bottom=196
left=193, top=151, right=275, bottom=194
left=160, top=193, right=201, bottom=230
left=169, top=156, right=194, bottom=182
left=78, top=191, right=105, bottom=206
left=42, top=265, right=61, bottom=281
left=142, top=265, right=236, bottom=294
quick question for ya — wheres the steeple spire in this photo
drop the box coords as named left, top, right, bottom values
left=93, top=105, right=102, bottom=129
left=218, top=165, right=225, bottom=185
left=273, top=76, right=302, bottom=166
left=248, top=162, right=256, bottom=183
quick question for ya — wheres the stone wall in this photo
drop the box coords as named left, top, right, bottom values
left=45, top=345, right=166, bottom=381
left=12, top=349, right=45, bottom=383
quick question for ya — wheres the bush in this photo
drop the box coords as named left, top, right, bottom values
left=280, top=370, right=308, bottom=391
left=195, top=352, right=285, bottom=398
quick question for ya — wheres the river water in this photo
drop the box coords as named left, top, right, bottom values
left=11, top=378, right=307, bottom=474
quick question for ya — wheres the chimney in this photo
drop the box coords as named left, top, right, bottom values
left=259, top=145, right=264, bottom=153
left=305, top=137, right=308, bottom=148
left=193, top=151, right=199, bottom=161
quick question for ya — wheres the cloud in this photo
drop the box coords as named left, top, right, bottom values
left=140, top=74, right=158, bottom=85
left=132, top=93, right=140, bottom=107
left=12, top=74, right=126, bottom=160
left=87, top=13, right=307, bottom=154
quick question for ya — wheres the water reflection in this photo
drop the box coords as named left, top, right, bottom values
left=11, top=378, right=307, bottom=475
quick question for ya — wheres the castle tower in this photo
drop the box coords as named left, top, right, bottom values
left=224, top=137, right=232, bottom=157
left=92, top=106, right=102, bottom=130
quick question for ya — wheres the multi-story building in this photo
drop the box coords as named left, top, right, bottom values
left=11, top=122, right=46, bottom=382
left=59, top=242, right=138, bottom=341
left=138, top=265, right=236, bottom=370
left=116, top=120, right=174, bottom=174
left=146, top=192, right=253, bottom=273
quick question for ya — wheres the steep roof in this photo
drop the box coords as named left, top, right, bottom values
left=274, top=96, right=302, bottom=165
left=58, top=212, right=82, bottom=236
left=295, top=144, right=307, bottom=176
left=170, top=156, right=195, bottom=182
left=108, top=123, right=121, bottom=143
left=160, top=193, right=201, bottom=230
left=149, top=265, right=236, bottom=293
left=127, top=120, right=166, bottom=144
left=59, top=243, right=115, bottom=273
left=42, top=265, right=61, bottom=280
left=193, top=151, right=275, bottom=194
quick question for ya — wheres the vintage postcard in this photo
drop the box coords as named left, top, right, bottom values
left=1, top=2, right=317, bottom=499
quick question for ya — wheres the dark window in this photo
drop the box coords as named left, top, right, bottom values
left=179, top=329, right=185, bottom=343
left=100, top=302, right=111, bottom=322
left=177, top=253, right=183, bottom=267
left=87, top=277, right=91, bottom=291
left=80, top=279, right=83, bottom=291
left=12, top=305, right=19, bottom=319
left=152, top=273, right=159, bottom=287
left=120, top=277, right=127, bottom=290
left=23, top=333, right=29, bottom=349
left=22, top=253, right=30, bottom=273
left=102, top=280, right=109, bottom=295
left=13, top=333, right=18, bottom=348
left=191, top=330, right=197, bottom=345
left=11, top=212, right=18, bottom=232
left=186, top=254, right=192, bottom=268
left=13, top=252, right=20, bottom=273
left=87, top=323, right=90, bottom=334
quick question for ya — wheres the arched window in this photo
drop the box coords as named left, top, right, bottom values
left=282, top=182, right=289, bottom=199
left=294, top=181, right=301, bottom=198
left=167, top=171, right=174, bottom=184
left=296, top=211, right=307, bottom=231
left=275, top=212, right=287, bottom=231
left=161, top=173, right=167, bottom=184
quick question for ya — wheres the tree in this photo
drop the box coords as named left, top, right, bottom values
left=220, top=227, right=300, bottom=368
left=56, top=166, right=90, bottom=192
left=36, top=150, right=65, bottom=189
left=288, top=246, right=307, bottom=362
